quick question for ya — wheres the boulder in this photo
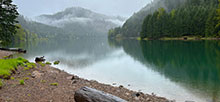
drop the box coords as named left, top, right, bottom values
left=74, top=86, right=127, bottom=102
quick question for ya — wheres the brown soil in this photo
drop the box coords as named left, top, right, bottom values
left=0, top=50, right=14, bottom=59
left=0, top=50, right=171, bottom=102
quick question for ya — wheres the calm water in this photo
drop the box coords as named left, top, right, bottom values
left=10, top=38, right=220, bottom=102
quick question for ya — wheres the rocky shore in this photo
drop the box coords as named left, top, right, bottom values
left=0, top=50, right=171, bottom=102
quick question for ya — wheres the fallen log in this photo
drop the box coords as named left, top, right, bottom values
left=0, top=48, right=26, bottom=53
left=74, top=86, right=127, bottom=102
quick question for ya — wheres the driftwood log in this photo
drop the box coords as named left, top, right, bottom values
left=0, top=48, right=26, bottom=53
left=74, top=86, right=127, bottom=102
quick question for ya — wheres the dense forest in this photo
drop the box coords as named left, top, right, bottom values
left=109, top=0, right=220, bottom=39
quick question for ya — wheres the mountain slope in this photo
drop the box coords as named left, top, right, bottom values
left=35, top=7, right=126, bottom=37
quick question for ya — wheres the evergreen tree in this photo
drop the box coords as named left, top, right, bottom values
left=0, top=0, right=19, bottom=43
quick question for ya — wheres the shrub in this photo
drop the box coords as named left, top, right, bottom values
left=19, top=80, right=24, bottom=85
left=50, top=83, right=58, bottom=86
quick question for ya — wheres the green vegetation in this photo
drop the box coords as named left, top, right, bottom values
left=0, top=57, right=29, bottom=79
left=109, top=0, right=220, bottom=39
left=38, top=62, right=46, bottom=67
left=54, top=61, right=60, bottom=65
left=0, top=0, right=19, bottom=43
left=46, top=62, right=52, bottom=65
left=40, top=80, right=46, bottom=83
left=11, top=77, right=15, bottom=80
left=50, top=83, right=58, bottom=86
left=19, top=80, right=24, bottom=85
left=0, top=79, right=3, bottom=88
left=23, top=77, right=29, bottom=80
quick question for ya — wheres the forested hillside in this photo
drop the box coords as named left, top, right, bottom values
left=109, top=0, right=220, bottom=39
left=17, top=16, right=71, bottom=40
left=36, top=7, right=125, bottom=37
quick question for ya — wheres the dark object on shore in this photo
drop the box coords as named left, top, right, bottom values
left=0, top=48, right=26, bottom=53
left=74, top=86, right=127, bottom=102
left=35, top=56, right=45, bottom=62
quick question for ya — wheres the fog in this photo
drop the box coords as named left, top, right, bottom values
left=13, top=0, right=151, bottom=18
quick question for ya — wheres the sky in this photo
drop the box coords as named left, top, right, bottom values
left=13, top=0, right=151, bottom=18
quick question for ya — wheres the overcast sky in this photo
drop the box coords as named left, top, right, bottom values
left=13, top=0, right=151, bottom=18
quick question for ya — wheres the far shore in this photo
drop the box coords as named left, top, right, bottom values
left=110, top=36, right=220, bottom=41
left=0, top=50, right=170, bottom=102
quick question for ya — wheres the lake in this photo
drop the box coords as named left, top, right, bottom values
left=11, top=38, right=220, bottom=102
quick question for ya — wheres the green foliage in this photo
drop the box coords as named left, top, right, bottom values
left=110, top=0, right=219, bottom=39
left=11, top=77, right=15, bottom=80
left=54, top=61, right=60, bottom=65
left=14, top=24, right=39, bottom=43
left=0, top=0, right=19, bottom=43
left=23, top=77, right=29, bottom=80
left=0, top=57, right=28, bottom=79
left=40, top=80, right=46, bottom=83
left=216, top=0, right=220, bottom=35
left=19, top=80, right=24, bottom=85
left=50, top=83, right=58, bottom=86
left=0, top=79, right=3, bottom=88
left=39, top=62, right=46, bottom=67
left=46, top=62, right=51, bottom=65
left=140, top=0, right=219, bottom=39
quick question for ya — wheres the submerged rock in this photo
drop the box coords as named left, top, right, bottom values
left=74, top=86, right=127, bottom=102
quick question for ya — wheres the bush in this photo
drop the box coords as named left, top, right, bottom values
left=19, top=80, right=24, bottom=85
left=50, top=83, right=58, bottom=86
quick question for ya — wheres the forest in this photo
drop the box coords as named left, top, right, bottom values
left=109, top=0, right=220, bottom=39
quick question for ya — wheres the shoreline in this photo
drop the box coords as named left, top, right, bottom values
left=111, top=36, right=220, bottom=41
left=0, top=50, right=170, bottom=102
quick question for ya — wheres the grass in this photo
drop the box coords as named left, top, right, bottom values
left=19, top=80, right=24, bottom=85
left=23, top=77, right=29, bottom=80
left=0, top=57, right=29, bottom=79
left=0, top=79, right=3, bottom=88
left=50, top=83, right=58, bottom=86
left=11, top=77, right=15, bottom=80
left=46, top=62, right=51, bottom=65
left=53, top=61, right=60, bottom=65
left=39, top=62, right=46, bottom=67
left=40, top=80, right=46, bottom=83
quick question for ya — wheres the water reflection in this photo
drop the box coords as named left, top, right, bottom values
left=7, top=38, right=220, bottom=102
left=109, top=39, right=220, bottom=102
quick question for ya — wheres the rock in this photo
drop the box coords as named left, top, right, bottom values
left=74, top=87, right=127, bottom=102
left=132, top=92, right=143, bottom=97
left=31, top=71, right=43, bottom=78
left=119, top=85, right=123, bottom=88
left=67, top=76, right=73, bottom=80
left=185, top=101, right=195, bottom=102
left=35, top=56, right=45, bottom=62
left=71, top=80, right=77, bottom=84
left=112, top=83, right=116, bottom=85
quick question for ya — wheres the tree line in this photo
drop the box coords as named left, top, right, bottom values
left=109, top=0, right=220, bottom=39
left=141, top=0, right=219, bottom=39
